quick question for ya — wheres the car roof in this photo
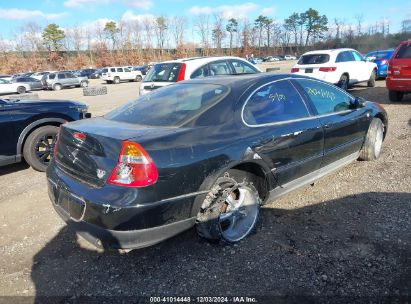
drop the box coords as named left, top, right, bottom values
left=301, top=48, right=356, bottom=55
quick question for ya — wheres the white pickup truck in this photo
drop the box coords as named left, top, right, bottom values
left=101, top=66, right=143, bottom=84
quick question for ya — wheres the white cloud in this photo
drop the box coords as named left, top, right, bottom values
left=189, top=2, right=259, bottom=19
left=261, top=6, right=276, bottom=16
left=121, top=10, right=155, bottom=23
left=0, top=8, right=67, bottom=20
left=64, top=0, right=152, bottom=10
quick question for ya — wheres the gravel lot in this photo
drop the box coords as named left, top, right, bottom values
left=0, top=61, right=410, bottom=301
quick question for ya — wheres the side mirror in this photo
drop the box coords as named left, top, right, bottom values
left=351, top=97, right=366, bottom=109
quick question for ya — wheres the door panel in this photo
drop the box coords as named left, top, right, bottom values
left=0, top=103, right=17, bottom=159
left=242, top=79, right=324, bottom=185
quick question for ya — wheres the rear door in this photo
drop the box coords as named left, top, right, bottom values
left=57, top=73, right=66, bottom=87
left=294, top=78, right=367, bottom=166
left=242, top=79, right=324, bottom=185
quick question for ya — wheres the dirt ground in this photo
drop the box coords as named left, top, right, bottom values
left=0, top=61, right=410, bottom=301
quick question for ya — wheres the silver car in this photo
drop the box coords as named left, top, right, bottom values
left=43, top=72, right=88, bottom=91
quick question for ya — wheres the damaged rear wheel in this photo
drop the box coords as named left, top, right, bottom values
left=196, top=170, right=261, bottom=244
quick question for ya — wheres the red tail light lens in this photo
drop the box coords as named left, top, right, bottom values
left=291, top=68, right=299, bottom=73
left=177, top=63, right=186, bottom=81
left=53, top=127, right=61, bottom=157
left=319, top=67, right=337, bottom=72
left=108, top=141, right=158, bottom=187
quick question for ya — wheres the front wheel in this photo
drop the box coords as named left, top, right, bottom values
left=80, top=81, right=88, bottom=88
left=23, top=125, right=59, bottom=172
left=113, top=77, right=120, bottom=84
left=17, top=86, right=26, bottom=94
left=359, top=118, right=384, bottom=161
left=135, top=75, right=143, bottom=82
left=196, top=170, right=261, bottom=244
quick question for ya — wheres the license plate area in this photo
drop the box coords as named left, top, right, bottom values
left=57, top=189, right=86, bottom=221
left=305, top=68, right=313, bottom=73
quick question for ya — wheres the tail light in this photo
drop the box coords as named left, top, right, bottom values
left=291, top=68, right=299, bottom=73
left=53, top=127, right=61, bottom=157
left=319, top=67, right=337, bottom=72
left=107, top=73, right=111, bottom=77
left=108, top=141, right=158, bottom=187
left=176, top=63, right=186, bottom=82
left=380, top=59, right=388, bottom=65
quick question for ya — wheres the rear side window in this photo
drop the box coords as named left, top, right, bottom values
left=296, top=79, right=352, bottom=115
left=66, top=73, right=75, bottom=78
left=395, top=43, right=411, bottom=59
left=230, top=60, right=259, bottom=74
left=48, top=74, right=56, bottom=80
left=336, top=51, right=354, bottom=62
left=105, top=84, right=229, bottom=127
left=209, top=61, right=231, bottom=75
left=57, top=74, right=65, bottom=79
left=117, top=68, right=123, bottom=72
left=144, top=63, right=182, bottom=82
left=243, top=80, right=310, bottom=125
left=298, top=54, right=330, bottom=64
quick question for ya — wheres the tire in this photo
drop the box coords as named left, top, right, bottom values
left=113, top=77, right=120, bottom=84
left=80, top=81, right=88, bottom=88
left=367, top=69, right=376, bottom=87
left=17, top=86, right=26, bottom=94
left=388, top=90, right=404, bottom=102
left=23, top=125, right=59, bottom=172
left=337, top=74, right=349, bottom=90
left=135, top=75, right=143, bottom=82
left=53, top=83, right=62, bottom=91
left=196, top=169, right=261, bottom=244
left=359, top=118, right=384, bottom=161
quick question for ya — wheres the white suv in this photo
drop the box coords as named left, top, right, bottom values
left=139, top=56, right=262, bottom=95
left=102, top=66, right=143, bottom=84
left=291, top=48, right=377, bottom=90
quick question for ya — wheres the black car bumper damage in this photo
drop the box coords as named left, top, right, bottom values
left=47, top=166, right=199, bottom=250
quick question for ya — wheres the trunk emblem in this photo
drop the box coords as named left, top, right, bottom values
left=73, top=132, right=86, bottom=142
left=97, top=169, right=106, bottom=179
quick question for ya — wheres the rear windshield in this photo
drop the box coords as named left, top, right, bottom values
left=105, top=83, right=229, bottom=127
left=395, top=43, right=411, bottom=59
left=366, top=51, right=393, bottom=60
left=144, top=63, right=183, bottom=82
left=298, top=54, right=330, bottom=65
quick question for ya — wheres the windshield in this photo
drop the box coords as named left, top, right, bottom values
left=298, top=54, right=330, bottom=65
left=144, top=63, right=183, bottom=82
left=105, top=83, right=229, bottom=127
left=366, top=51, right=394, bottom=60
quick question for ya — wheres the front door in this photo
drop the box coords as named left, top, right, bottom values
left=0, top=101, right=17, bottom=165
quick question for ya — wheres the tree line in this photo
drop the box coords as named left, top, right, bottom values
left=0, top=8, right=409, bottom=74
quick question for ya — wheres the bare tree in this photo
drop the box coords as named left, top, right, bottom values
left=170, top=16, right=187, bottom=49
left=355, top=14, right=364, bottom=36
left=154, top=16, right=168, bottom=57
left=194, top=15, right=211, bottom=56
left=212, top=13, right=225, bottom=54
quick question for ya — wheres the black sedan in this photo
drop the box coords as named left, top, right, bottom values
left=1, top=98, right=90, bottom=171
left=47, top=74, right=388, bottom=250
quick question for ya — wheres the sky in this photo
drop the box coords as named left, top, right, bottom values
left=0, top=0, right=410, bottom=40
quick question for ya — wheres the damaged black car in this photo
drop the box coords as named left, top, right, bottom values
left=46, top=73, right=388, bottom=250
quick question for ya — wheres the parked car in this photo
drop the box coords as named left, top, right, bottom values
left=47, top=73, right=387, bottom=250
left=0, top=98, right=89, bottom=171
left=284, top=55, right=297, bottom=60
left=140, top=56, right=262, bottom=95
left=386, top=41, right=411, bottom=102
left=291, top=48, right=377, bottom=90
left=89, top=68, right=103, bottom=79
left=12, top=77, right=43, bottom=91
left=365, top=49, right=394, bottom=79
left=76, top=68, right=97, bottom=79
left=0, top=78, right=30, bottom=94
left=263, top=56, right=280, bottom=62
left=101, top=66, right=143, bottom=84
left=42, top=72, right=88, bottom=91
left=133, top=65, right=149, bottom=75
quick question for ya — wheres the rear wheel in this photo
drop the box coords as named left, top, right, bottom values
left=359, top=118, right=384, bottom=161
left=113, top=77, right=120, bottom=84
left=367, top=69, right=376, bottom=87
left=17, top=86, right=26, bottom=94
left=388, top=90, right=404, bottom=102
left=135, top=75, right=143, bottom=82
left=196, top=170, right=261, bottom=244
left=23, top=125, right=59, bottom=172
left=337, top=74, right=349, bottom=90
left=53, top=83, right=62, bottom=91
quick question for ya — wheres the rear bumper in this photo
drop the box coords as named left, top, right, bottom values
left=47, top=163, right=200, bottom=249
left=386, top=77, right=411, bottom=92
